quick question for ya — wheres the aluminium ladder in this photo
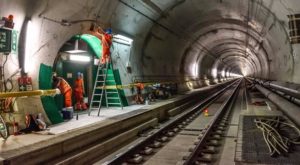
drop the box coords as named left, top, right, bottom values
left=88, top=60, right=123, bottom=116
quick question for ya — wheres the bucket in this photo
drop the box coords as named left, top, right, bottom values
left=145, top=99, right=150, bottom=105
left=62, top=107, right=74, bottom=120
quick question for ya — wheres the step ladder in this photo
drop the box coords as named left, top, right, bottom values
left=88, top=61, right=123, bottom=116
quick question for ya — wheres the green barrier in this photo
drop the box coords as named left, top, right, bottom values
left=39, top=64, right=63, bottom=124
left=40, top=96, right=64, bottom=124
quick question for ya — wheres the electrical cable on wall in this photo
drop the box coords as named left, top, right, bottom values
left=39, top=14, right=97, bottom=26
left=0, top=52, right=20, bottom=112
left=0, top=55, right=14, bottom=112
left=2, top=55, right=8, bottom=92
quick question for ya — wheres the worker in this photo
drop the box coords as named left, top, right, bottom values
left=101, top=28, right=113, bottom=65
left=135, top=82, right=144, bottom=104
left=52, top=73, right=72, bottom=108
left=74, top=72, right=87, bottom=110
left=2, top=14, right=14, bottom=28
left=147, top=85, right=157, bottom=102
left=89, top=24, right=113, bottom=66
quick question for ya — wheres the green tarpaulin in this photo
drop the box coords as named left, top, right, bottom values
left=75, top=34, right=128, bottom=106
left=39, top=64, right=64, bottom=124
left=111, top=69, right=129, bottom=106
left=72, top=34, right=102, bottom=58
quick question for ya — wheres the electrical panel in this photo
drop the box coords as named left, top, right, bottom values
left=0, top=27, right=17, bottom=54
left=288, top=14, right=300, bottom=44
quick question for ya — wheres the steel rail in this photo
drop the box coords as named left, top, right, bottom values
left=104, top=79, right=241, bottom=164
left=184, top=78, right=242, bottom=164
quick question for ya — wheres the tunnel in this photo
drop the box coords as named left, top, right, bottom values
left=1, top=0, right=300, bottom=164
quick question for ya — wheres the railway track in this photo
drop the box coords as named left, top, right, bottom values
left=34, top=80, right=237, bottom=165
left=100, top=79, right=242, bottom=165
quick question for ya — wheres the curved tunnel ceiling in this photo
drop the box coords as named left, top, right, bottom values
left=1, top=0, right=299, bottom=89
left=140, top=0, right=295, bottom=81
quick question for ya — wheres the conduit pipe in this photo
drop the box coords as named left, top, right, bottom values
left=263, top=81, right=300, bottom=99
left=0, top=89, right=57, bottom=98
left=275, top=90, right=300, bottom=106
left=255, top=84, right=300, bottom=128
left=252, top=78, right=300, bottom=100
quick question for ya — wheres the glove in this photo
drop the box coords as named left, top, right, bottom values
left=55, top=88, right=61, bottom=95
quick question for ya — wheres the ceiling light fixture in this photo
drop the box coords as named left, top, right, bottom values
left=24, top=19, right=32, bottom=73
left=113, top=34, right=133, bottom=45
left=69, top=55, right=91, bottom=62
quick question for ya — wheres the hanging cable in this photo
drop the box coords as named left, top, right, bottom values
left=0, top=55, right=14, bottom=112
left=2, top=55, right=8, bottom=92
left=39, top=14, right=97, bottom=26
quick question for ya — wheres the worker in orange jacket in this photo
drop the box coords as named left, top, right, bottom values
left=74, top=72, right=87, bottom=110
left=2, top=14, right=14, bottom=28
left=100, top=28, right=113, bottom=65
left=88, top=24, right=113, bottom=65
left=135, top=82, right=145, bottom=104
left=52, top=74, right=72, bottom=108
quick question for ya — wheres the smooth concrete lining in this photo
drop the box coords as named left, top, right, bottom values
left=0, top=80, right=233, bottom=164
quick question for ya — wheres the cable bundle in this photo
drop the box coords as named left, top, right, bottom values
left=254, top=117, right=300, bottom=157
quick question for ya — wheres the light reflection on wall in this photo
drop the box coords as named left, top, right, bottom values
left=192, top=63, right=198, bottom=77
left=212, top=68, right=217, bottom=78
left=186, top=81, right=194, bottom=90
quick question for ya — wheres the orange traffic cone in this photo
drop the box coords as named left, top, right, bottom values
left=204, top=109, right=209, bottom=117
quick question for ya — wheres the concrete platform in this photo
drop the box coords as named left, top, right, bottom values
left=0, top=83, right=232, bottom=164
left=1, top=96, right=185, bottom=153
left=0, top=98, right=175, bottom=164
left=0, top=105, right=145, bottom=153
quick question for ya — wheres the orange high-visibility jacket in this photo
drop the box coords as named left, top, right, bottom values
left=86, top=30, right=112, bottom=63
left=101, top=33, right=112, bottom=64
left=74, top=78, right=84, bottom=93
left=102, top=33, right=112, bottom=55
left=136, top=83, right=144, bottom=90
left=58, top=78, right=72, bottom=94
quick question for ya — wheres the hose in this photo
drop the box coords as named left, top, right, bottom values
left=254, top=117, right=300, bottom=157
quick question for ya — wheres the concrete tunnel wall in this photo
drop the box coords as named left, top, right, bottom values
left=1, top=0, right=300, bottom=97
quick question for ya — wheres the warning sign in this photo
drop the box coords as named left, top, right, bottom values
left=0, top=28, right=12, bottom=53
left=0, top=28, right=17, bottom=54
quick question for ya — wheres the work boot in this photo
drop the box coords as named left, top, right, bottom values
left=75, top=103, right=81, bottom=110
left=81, top=103, right=88, bottom=110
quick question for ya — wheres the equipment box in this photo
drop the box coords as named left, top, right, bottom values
left=62, top=107, right=73, bottom=120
